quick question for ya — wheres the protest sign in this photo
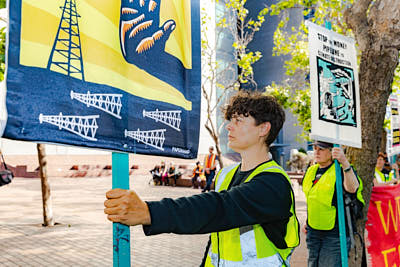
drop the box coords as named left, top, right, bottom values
left=306, top=21, right=361, bottom=148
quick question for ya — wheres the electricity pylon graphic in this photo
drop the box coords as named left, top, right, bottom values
left=71, top=91, right=123, bottom=119
left=39, top=113, right=99, bottom=141
left=47, top=0, right=85, bottom=81
left=143, top=109, right=181, bottom=131
left=124, top=129, right=166, bottom=151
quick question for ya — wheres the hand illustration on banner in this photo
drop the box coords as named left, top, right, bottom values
left=120, top=0, right=186, bottom=93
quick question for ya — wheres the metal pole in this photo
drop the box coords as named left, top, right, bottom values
left=112, top=152, right=131, bottom=267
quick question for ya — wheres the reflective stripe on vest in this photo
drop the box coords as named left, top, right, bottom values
left=303, top=164, right=365, bottom=230
left=205, top=161, right=299, bottom=267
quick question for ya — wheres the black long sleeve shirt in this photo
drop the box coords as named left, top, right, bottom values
left=143, top=161, right=293, bottom=248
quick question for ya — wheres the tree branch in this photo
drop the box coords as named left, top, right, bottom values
left=344, top=0, right=373, bottom=51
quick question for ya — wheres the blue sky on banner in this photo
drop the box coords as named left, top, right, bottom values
left=2, top=0, right=201, bottom=159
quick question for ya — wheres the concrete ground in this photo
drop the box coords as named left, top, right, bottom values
left=0, top=174, right=308, bottom=266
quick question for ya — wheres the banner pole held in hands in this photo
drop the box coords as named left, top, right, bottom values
left=112, top=152, right=131, bottom=267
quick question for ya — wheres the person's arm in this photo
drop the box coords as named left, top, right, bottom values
left=373, top=176, right=397, bottom=186
left=211, top=156, right=218, bottom=170
left=331, top=147, right=359, bottom=193
left=391, top=164, right=399, bottom=182
left=105, top=173, right=292, bottom=235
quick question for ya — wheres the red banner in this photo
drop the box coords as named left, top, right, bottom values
left=366, top=184, right=400, bottom=266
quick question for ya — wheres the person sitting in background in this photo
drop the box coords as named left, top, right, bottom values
left=167, top=162, right=180, bottom=187
left=150, top=165, right=162, bottom=185
left=160, top=161, right=169, bottom=186
left=191, top=161, right=203, bottom=188
left=374, top=152, right=398, bottom=186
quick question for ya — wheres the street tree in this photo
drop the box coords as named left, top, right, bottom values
left=265, top=0, right=400, bottom=265
left=0, top=2, right=54, bottom=226
left=201, top=0, right=268, bottom=168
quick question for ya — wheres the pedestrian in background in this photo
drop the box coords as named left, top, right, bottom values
left=202, top=146, right=218, bottom=192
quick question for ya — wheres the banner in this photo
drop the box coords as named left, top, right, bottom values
left=388, top=94, right=400, bottom=156
left=1, top=0, right=201, bottom=158
left=306, top=21, right=361, bottom=148
left=365, top=184, right=400, bottom=266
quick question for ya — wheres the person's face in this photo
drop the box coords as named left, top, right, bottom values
left=209, top=148, right=214, bottom=154
left=225, top=113, right=268, bottom=153
left=376, top=156, right=385, bottom=170
left=313, top=145, right=332, bottom=165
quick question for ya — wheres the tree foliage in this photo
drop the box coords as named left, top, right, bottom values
left=266, top=1, right=400, bottom=266
left=0, top=1, right=6, bottom=81
left=266, top=0, right=400, bottom=140
left=201, top=0, right=269, bottom=167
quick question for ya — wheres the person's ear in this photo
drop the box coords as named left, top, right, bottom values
left=259, top=122, right=271, bottom=137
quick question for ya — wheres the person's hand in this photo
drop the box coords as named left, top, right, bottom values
left=302, top=224, right=307, bottom=235
left=104, top=189, right=151, bottom=226
left=393, top=164, right=399, bottom=171
left=332, top=147, right=350, bottom=169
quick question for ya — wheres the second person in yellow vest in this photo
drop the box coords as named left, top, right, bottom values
left=302, top=141, right=364, bottom=267
left=373, top=152, right=398, bottom=186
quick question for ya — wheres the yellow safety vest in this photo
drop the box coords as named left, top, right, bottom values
left=303, top=164, right=364, bottom=230
left=375, top=168, right=393, bottom=183
left=205, top=161, right=300, bottom=267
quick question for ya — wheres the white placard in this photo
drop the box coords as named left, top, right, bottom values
left=388, top=94, right=400, bottom=156
left=306, top=21, right=361, bottom=148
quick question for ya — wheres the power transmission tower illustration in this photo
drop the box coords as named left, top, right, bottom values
left=143, top=109, right=181, bottom=131
left=124, top=129, right=166, bottom=151
left=39, top=113, right=99, bottom=141
left=71, top=91, right=123, bottom=119
left=47, top=0, right=85, bottom=81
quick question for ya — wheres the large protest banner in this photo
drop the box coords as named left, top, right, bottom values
left=365, top=184, right=400, bottom=266
left=306, top=21, right=361, bottom=148
left=1, top=0, right=201, bottom=158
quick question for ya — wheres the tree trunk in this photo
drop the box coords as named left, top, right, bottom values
left=344, top=0, right=400, bottom=263
left=37, top=143, right=54, bottom=227
left=345, top=44, right=399, bottom=267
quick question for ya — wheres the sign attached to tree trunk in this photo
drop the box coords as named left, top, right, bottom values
left=1, top=0, right=201, bottom=159
left=365, top=184, right=400, bottom=266
left=388, top=94, right=400, bottom=156
left=306, top=21, right=361, bottom=148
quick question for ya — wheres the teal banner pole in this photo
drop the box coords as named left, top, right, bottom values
left=334, top=145, right=348, bottom=266
left=325, top=20, right=348, bottom=266
left=112, top=152, right=131, bottom=267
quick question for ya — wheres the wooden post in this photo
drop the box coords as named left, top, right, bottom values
left=37, top=143, right=55, bottom=227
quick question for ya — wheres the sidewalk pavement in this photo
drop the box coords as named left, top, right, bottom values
left=0, top=174, right=308, bottom=266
